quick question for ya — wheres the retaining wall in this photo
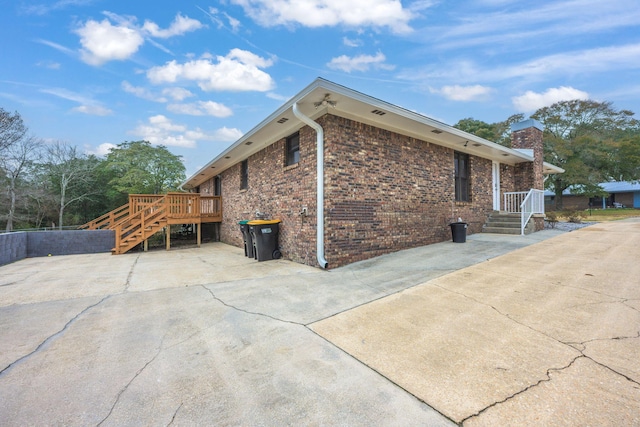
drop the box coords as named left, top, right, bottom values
left=0, top=232, right=28, bottom=266
left=0, top=230, right=114, bottom=266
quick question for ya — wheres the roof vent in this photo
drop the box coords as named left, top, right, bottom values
left=225, top=156, right=231, bottom=159
left=245, top=141, right=254, bottom=146
left=277, top=117, right=289, bottom=124
left=431, top=129, right=443, bottom=134
left=371, top=109, right=386, bottom=116
left=472, top=143, right=481, bottom=147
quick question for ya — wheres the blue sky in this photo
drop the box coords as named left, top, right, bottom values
left=2, top=0, right=639, bottom=176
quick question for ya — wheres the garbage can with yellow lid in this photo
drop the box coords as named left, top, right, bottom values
left=247, top=219, right=282, bottom=261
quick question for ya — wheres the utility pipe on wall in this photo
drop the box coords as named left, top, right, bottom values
left=292, top=102, right=329, bottom=269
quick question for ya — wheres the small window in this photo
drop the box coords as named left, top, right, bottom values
left=286, top=132, right=300, bottom=166
left=214, top=176, right=221, bottom=196
left=240, top=160, right=248, bottom=190
left=454, top=151, right=470, bottom=202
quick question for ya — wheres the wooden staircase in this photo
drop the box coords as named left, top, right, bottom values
left=483, top=212, right=534, bottom=235
left=79, top=193, right=222, bottom=255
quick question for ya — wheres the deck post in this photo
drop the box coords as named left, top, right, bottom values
left=166, top=226, right=171, bottom=251
left=143, top=239, right=148, bottom=252
left=196, top=223, right=201, bottom=247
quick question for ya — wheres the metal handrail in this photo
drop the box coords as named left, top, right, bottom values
left=519, top=189, right=545, bottom=235
left=504, top=190, right=545, bottom=235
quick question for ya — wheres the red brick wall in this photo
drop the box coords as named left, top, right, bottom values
left=202, top=125, right=320, bottom=265
left=322, top=115, right=493, bottom=267
left=511, top=126, right=544, bottom=190
left=205, top=113, right=495, bottom=268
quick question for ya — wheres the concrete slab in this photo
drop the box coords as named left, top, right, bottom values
left=1, top=221, right=638, bottom=425
left=312, top=220, right=640, bottom=424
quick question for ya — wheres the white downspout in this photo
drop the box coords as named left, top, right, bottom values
left=292, top=102, right=328, bottom=269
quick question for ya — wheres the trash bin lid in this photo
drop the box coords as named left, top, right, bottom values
left=247, top=219, right=281, bottom=225
left=238, top=220, right=250, bottom=224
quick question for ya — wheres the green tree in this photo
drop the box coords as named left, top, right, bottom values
left=103, top=141, right=186, bottom=199
left=610, top=134, right=640, bottom=181
left=531, top=100, right=638, bottom=209
left=453, top=114, right=524, bottom=146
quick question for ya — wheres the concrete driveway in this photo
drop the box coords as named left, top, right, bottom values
left=1, top=221, right=638, bottom=426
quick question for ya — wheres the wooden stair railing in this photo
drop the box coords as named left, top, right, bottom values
left=112, top=196, right=168, bottom=255
left=81, top=192, right=222, bottom=255
left=78, top=203, right=130, bottom=230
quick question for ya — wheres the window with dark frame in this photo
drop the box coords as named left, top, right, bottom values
left=454, top=151, right=470, bottom=202
left=240, top=160, right=248, bottom=190
left=286, top=132, right=300, bottom=166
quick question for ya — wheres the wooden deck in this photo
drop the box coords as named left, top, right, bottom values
left=79, top=193, right=222, bottom=254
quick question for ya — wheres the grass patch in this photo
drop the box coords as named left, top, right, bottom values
left=554, top=208, right=640, bottom=222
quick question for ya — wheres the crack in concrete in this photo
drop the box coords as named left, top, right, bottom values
left=622, top=299, right=640, bottom=313
left=200, top=285, right=305, bottom=327
left=433, top=284, right=640, bottom=424
left=123, top=255, right=140, bottom=292
left=167, top=402, right=183, bottom=426
left=97, top=332, right=168, bottom=426
left=0, top=294, right=112, bottom=377
left=0, top=281, right=18, bottom=287
left=461, top=355, right=585, bottom=424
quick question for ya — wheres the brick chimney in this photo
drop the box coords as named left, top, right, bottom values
left=511, top=119, right=544, bottom=190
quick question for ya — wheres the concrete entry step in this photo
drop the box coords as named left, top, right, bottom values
left=483, top=212, right=534, bottom=235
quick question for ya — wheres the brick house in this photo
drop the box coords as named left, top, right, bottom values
left=182, top=79, right=563, bottom=268
left=545, top=181, right=640, bottom=210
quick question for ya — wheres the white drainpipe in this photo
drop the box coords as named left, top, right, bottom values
left=292, top=102, right=328, bottom=269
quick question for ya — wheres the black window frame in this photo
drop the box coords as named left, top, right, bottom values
left=286, top=132, right=300, bottom=166
left=240, top=160, right=248, bottom=190
left=454, top=151, right=470, bottom=202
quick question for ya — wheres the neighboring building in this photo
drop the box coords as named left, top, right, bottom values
left=182, top=78, right=563, bottom=269
left=545, top=181, right=640, bottom=210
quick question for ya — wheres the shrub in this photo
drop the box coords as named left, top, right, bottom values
left=545, top=211, right=558, bottom=228
left=565, top=210, right=586, bottom=223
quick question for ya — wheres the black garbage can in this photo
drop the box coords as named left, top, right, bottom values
left=449, top=222, right=468, bottom=243
left=238, top=220, right=254, bottom=258
left=248, top=220, right=282, bottom=261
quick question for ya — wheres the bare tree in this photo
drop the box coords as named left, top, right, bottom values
left=0, top=135, right=43, bottom=231
left=0, top=108, right=26, bottom=152
left=45, top=142, right=100, bottom=229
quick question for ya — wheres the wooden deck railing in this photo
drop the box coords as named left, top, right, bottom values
left=78, top=203, right=130, bottom=230
left=201, top=195, right=222, bottom=221
left=79, top=192, right=222, bottom=254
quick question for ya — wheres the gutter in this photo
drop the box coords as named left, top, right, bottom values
left=292, top=102, right=329, bottom=269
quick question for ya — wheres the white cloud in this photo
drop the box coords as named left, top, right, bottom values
left=266, top=92, right=290, bottom=101
left=23, top=0, right=93, bottom=15
left=147, top=49, right=275, bottom=92
left=230, top=0, right=414, bottom=33
left=342, top=37, right=362, bottom=47
left=35, top=39, right=76, bottom=56
left=431, top=85, right=493, bottom=101
left=512, top=86, right=589, bottom=112
left=167, top=101, right=233, bottom=117
left=162, top=87, right=195, bottom=101
left=142, top=13, right=204, bottom=38
left=37, top=61, right=61, bottom=70
left=130, top=115, right=242, bottom=148
left=503, top=43, right=640, bottom=80
left=211, top=127, right=244, bottom=141
left=85, top=142, right=116, bottom=156
left=326, top=52, right=394, bottom=73
left=75, top=18, right=144, bottom=66
left=71, top=105, right=113, bottom=116
left=121, top=81, right=167, bottom=102
left=40, top=87, right=113, bottom=114
left=75, top=12, right=204, bottom=66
